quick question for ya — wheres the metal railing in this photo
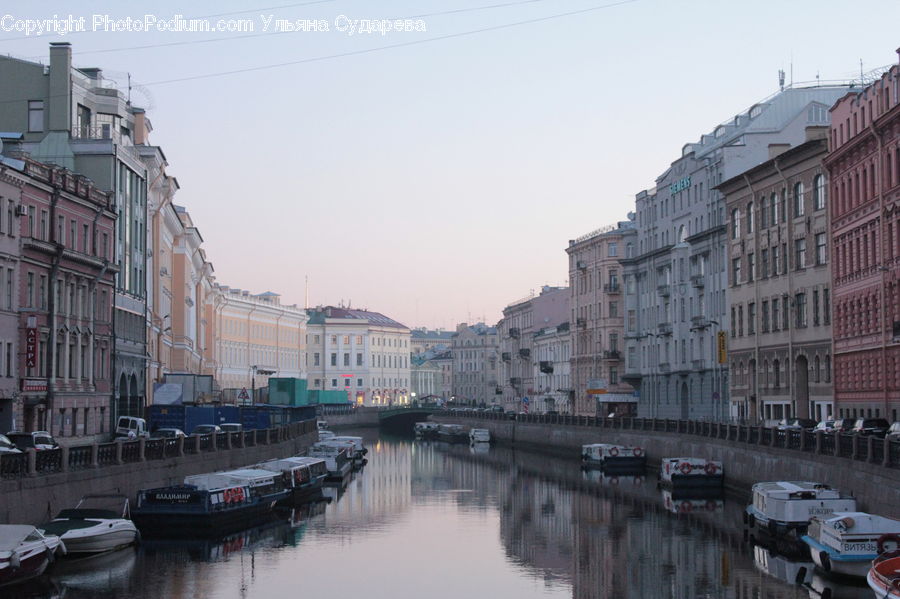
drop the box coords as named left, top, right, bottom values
left=0, top=419, right=317, bottom=480
left=441, top=410, right=900, bottom=469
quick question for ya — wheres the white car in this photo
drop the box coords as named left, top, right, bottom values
left=0, top=434, right=21, bottom=454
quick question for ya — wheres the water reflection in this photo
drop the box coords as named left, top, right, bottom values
left=3, top=433, right=871, bottom=599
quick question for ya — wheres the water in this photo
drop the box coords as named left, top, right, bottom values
left=8, top=432, right=871, bottom=599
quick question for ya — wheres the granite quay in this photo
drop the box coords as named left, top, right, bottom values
left=433, top=411, right=900, bottom=516
left=0, top=418, right=317, bottom=525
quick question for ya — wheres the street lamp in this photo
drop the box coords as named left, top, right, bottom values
left=251, top=365, right=276, bottom=404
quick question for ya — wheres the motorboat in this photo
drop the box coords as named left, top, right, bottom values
left=329, top=436, right=368, bottom=466
left=581, top=443, right=646, bottom=471
left=414, top=422, right=439, bottom=438
left=469, top=429, right=491, bottom=444
left=40, top=494, right=138, bottom=555
left=257, top=456, right=328, bottom=502
left=0, top=525, right=65, bottom=587
left=868, top=553, right=900, bottom=599
left=436, top=424, right=468, bottom=443
left=659, top=457, right=724, bottom=489
left=318, top=429, right=335, bottom=441
left=801, top=512, right=900, bottom=577
left=132, top=468, right=289, bottom=537
left=745, top=481, right=857, bottom=538
left=307, top=441, right=353, bottom=482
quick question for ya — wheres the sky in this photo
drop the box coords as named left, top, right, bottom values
left=3, top=0, right=899, bottom=330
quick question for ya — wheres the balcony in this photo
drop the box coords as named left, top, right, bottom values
left=604, top=283, right=620, bottom=294
left=692, top=358, right=707, bottom=370
left=603, top=350, right=621, bottom=361
left=690, top=274, right=705, bottom=287
left=657, top=322, right=673, bottom=336
left=690, top=315, right=710, bottom=330
left=509, top=327, right=520, bottom=339
left=657, top=283, right=671, bottom=297
left=539, top=360, right=554, bottom=374
left=658, top=362, right=671, bottom=374
left=576, top=318, right=587, bottom=328
left=501, top=352, right=511, bottom=362
left=518, top=348, right=531, bottom=359
left=624, top=330, right=642, bottom=340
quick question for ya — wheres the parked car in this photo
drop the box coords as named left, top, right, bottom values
left=0, top=433, right=21, bottom=454
left=886, top=422, right=900, bottom=442
left=6, top=431, right=58, bottom=451
left=115, top=416, right=149, bottom=439
left=831, top=419, right=856, bottom=434
left=775, top=418, right=817, bottom=431
left=191, top=424, right=221, bottom=436
left=220, top=423, right=243, bottom=434
left=151, top=427, right=186, bottom=440
left=851, top=418, right=890, bottom=437
left=812, top=420, right=836, bottom=434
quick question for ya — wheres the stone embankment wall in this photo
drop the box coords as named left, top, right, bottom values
left=0, top=429, right=317, bottom=525
left=434, top=415, right=900, bottom=517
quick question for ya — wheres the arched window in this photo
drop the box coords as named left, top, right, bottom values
left=747, top=202, right=754, bottom=233
left=678, top=225, right=687, bottom=244
left=793, top=182, right=805, bottom=217
left=770, top=193, right=779, bottom=224
left=813, top=174, right=826, bottom=210
left=732, top=208, right=741, bottom=239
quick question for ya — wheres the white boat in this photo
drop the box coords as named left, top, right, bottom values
left=659, top=457, right=724, bottom=489
left=40, top=494, right=138, bottom=555
left=581, top=443, right=646, bottom=471
left=745, top=481, right=856, bottom=537
left=469, top=429, right=491, bottom=444
left=256, top=456, right=329, bottom=501
left=414, top=422, right=439, bottom=438
left=0, top=525, right=65, bottom=587
left=307, top=441, right=353, bottom=481
left=802, top=512, right=900, bottom=578
left=330, top=436, right=368, bottom=465
left=868, top=554, right=900, bottom=599
left=318, top=429, right=335, bottom=441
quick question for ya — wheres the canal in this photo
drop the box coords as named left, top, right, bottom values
left=9, top=430, right=871, bottom=598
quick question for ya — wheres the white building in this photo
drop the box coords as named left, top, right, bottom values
left=532, top=323, right=573, bottom=414
left=451, top=322, right=500, bottom=407
left=306, top=306, right=411, bottom=406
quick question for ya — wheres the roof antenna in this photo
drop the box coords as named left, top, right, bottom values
left=127, top=72, right=132, bottom=104
left=778, top=69, right=785, bottom=91
left=304, top=275, right=309, bottom=309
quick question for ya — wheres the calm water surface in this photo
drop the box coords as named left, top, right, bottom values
left=9, top=432, right=871, bottom=599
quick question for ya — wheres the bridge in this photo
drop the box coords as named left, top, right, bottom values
left=316, top=405, right=440, bottom=429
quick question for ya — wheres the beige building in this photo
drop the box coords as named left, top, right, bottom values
left=212, top=287, right=307, bottom=399
left=532, top=323, right=573, bottom=414
left=566, top=223, right=635, bottom=416
left=720, top=132, right=834, bottom=424
left=451, top=322, right=499, bottom=406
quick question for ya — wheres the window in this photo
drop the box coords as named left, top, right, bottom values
left=57, top=216, right=64, bottom=244
left=608, top=242, right=617, bottom=257
left=609, top=368, right=618, bottom=385
left=356, top=335, right=362, bottom=344
left=331, top=379, right=337, bottom=388
left=5, top=268, right=12, bottom=310
left=813, top=174, right=826, bottom=210
left=330, top=353, right=336, bottom=366
left=747, top=202, right=754, bottom=233
left=6, top=201, right=12, bottom=236
left=40, top=210, right=48, bottom=240
left=815, top=233, right=827, bottom=265
left=795, top=239, right=806, bottom=269
left=747, top=252, right=755, bottom=282
left=330, top=335, right=337, bottom=344
left=772, top=300, right=780, bottom=332
left=313, top=352, right=320, bottom=366
left=343, top=353, right=350, bottom=366
left=748, top=302, right=756, bottom=335
left=782, top=297, right=790, bottom=330
left=28, top=100, right=44, bottom=132
left=356, top=353, right=363, bottom=366
left=627, top=309, right=636, bottom=332
left=770, top=193, right=778, bottom=225
left=823, top=289, right=831, bottom=325
left=738, top=305, right=744, bottom=336
left=731, top=208, right=741, bottom=239
left=762, top=300, right=769, bottom=333
left=782, top=242, right=788, bottom=273
left=793, top=182, right=805, bottom=217
left=357, top=378, right=363, bottom=387
left=761, top=249, right=769, bottom=278
left=609, top=301, right=618, bottom=318
left=343, top=335, right=350, bottom=344
left=795, top=293, right=807, bottom=327
left=732, top=257, right=741, bottom=285
left=772, top=245, right=780, bottom=276
left=813, top=289, right=820, bottom=326
left=82, top=224, right=89, bottom=253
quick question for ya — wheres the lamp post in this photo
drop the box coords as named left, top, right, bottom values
left=250, top=365, right=276, bottom=404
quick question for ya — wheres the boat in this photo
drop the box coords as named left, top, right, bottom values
left=318, top=429, right=335, bottom=441
left=659, top=457, right=724, bottom=489
left=661, top=489, right=723, bottom=515
left=0, top=525, right=65, bottom=587
left=256, top=456, right=329, bottom=502
left=868, top=553, right=900, bottom=599
left=307, top=440, right=353, bottom=482
left=469, top=428, right=491, bottom=444
left=329, top=436, right=368, bottom=466
left=744, top=481, right=857, bottom=538
left=436, top=423, right=468, bottom=443
left=414, top=422, right=439, bottom=438
left=801, top=512, right=900, bottom=577
left=39, top=494, right=138, bottom=555
left=132, top=468, right=289, bottom=537
left=581, top=443, right=646, bottom=471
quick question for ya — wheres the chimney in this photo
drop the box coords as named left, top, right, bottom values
left=767, top=143, right=791, bottom=160
left=48, top=42, right=72, bottom=132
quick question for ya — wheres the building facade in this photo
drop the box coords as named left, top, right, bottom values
left=623, top=85, right=852, bottom=421
left=720, top=134, right=834, bottom=424
left=410, top=328, right=453, bottom=355
left=826, top=57, right=900, bottom=423
left=566, top=222, right=635, bottom=416
left=532, top=322, right=572, bottom=414
left=0, top=151, right=22, bottom=433
left=306, top=306, right=411, bottom=406
left=498, top=286, right=568, bottom=412
left=213, top=288, right=307, bottom=400
left=450, top=322, right=499, bottom=407
left=0, top=42, right=150, bottom=424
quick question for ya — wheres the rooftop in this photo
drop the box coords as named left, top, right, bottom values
left=306, top=306, right=409, bottom=330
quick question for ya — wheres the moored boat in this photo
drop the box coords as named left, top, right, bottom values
left=307, top=440, right=353, bottom=482
left=40, top=494, right=138, bottom=555
left=414, top=422, right=439, bottom=438
left=0, top=525, right=65, bottom=588
left=132, top=468, right=289, bottom=537
left=469, top=428, right=491, bottom=444
left=256, top=456, right=329, bottom=502
left=867, top=553, right=900, bottom=599
left=329, top=436, right=368, bottom=466
left=745, top=481, right=856, bottom=538
left=801, top=512, right=900, bottom=578
left=436, top=424, right=468, bottom=443
left=659, top=457, right=724, bottom=489
left=581, top=443, right=646, bottom=471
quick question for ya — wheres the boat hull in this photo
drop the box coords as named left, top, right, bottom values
left=0, top=550, right=51, bottom=588
left=133, top=500, right=279, bottom=538
left=61, top=527, right=137, bottom=554
left=868, top=561, right=900, bottom=599
left=802, top=535, right=874, bottom=578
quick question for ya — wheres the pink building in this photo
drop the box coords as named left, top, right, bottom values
left=825, top=50, right=900, bottom=423
left=14, top=159, right=117, bottom=440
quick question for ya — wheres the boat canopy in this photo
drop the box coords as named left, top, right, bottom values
left=0, top=525, right=37, bottom=552
left=752, top=481, right=844, bottom=500
left=822, top=512, right=900, bottom=535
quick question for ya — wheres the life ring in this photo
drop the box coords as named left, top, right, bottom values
left=679, top=461, right=693, bottom=476
left=877, top=533, right=900, bottom=555
left=704, top=462, right=718, bottom=476
left=633, top=447, right=643, bottom=457
left=705, top=500, right=718, bottom=511
left=609, top=446, right=620, bottom=457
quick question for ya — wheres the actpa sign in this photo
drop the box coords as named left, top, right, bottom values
left=586, top=379, right=608, bottom=395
